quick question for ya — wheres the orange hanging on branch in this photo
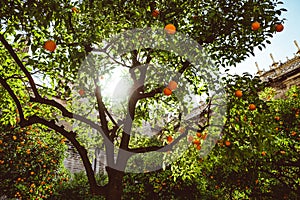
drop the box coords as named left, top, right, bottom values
left=168, top=80, right=178, bottom=91
left=235, top=90, right=243, bottom=98
left=251, top=21, right=260, bottom=31
left=275, top=23, right=284, bottom=32
left=151, top=9, right=160, bottom=17
left=43, top=40, right=56, bottom=52
left=163, top=87, right=172, bottom=96
left=164, top=24, right=176, bottom=34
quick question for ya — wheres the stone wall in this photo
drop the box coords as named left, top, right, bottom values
left=63, top=144, right=107, bottom=174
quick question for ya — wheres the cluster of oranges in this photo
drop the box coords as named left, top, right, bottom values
left=251, top=21, right=284, bottom=32
left=151, top=8, right=176, bottom=35
left=219, top=90, right=258, bottom=148
left=163, top=89, right=258, bottom=148
left=166, top=128, right=208, bottom=151
left=166, top=127, right=185, bottom=144
left=195, top=132, right=207, bottom=150
left=235, top=90, right=257, bottom=111
left=187, top=131, right=208, bottom=150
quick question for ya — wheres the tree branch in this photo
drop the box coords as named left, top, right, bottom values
left=19, top=115, right=104, bottom=195
left=138, top=86, right=164, bottom=99
left=128, top=125, right=194, bottom=154
left=128, top=103, right=212, bottom=154
left=178, top=60, right=191, bottom=74
left=0, top=77, right=25, bottom=121
left=0, top=33, right=40, bottom=98
left=95, top=85, right=109, bottom=135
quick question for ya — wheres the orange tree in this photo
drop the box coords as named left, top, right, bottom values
left=121, top=75, right=299, bottom=199
left=0, top=0, right=286, bottom=199
left=0, top=125, right=69, bottom=199
left=0, top=86, right=69, bottom=199
left=201, top=75, right=300, bottom=199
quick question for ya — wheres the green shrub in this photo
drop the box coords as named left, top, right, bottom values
left=122, top=169, right=203, bottom=200
left=51, top=171, right=107, bottom=200
left=0, top=125, right=68, bottom=199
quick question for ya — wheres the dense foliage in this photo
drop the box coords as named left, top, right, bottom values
left=0, top=124, right=69, bottom=199
left=122, top=76, right=300, bottom=200
left=0, top=0, right=290, bottom=199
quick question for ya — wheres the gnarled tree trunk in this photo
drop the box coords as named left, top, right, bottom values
left=105, top=166, right=125, bottom=200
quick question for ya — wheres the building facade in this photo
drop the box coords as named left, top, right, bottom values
left=257, top=42, right=300, bottom=98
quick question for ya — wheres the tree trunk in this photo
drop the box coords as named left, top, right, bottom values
left=105, top=166, right=125, bottom=200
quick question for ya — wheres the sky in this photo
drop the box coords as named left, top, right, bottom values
left=229, top=0, right=300, bottom=75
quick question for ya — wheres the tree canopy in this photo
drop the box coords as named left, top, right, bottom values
left=0, top=0, right=290, bottom=199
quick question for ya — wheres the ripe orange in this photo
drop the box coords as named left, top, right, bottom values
left=235, top=90, right=243, bottom=98
left=274, top=116, right=280, bottom=121
left=79, top=89, right=85, bottom=96
left=249, top=104, right=256, bottom=111
left=188, top=135, right=194, bottom=142
left=201, top=133, right=208, bottom=140
left=178, top=127, right=185, bottom=134
left=167, top=136, right=173, bottom=143
left=71, top=7, right=79, bottom=13
left=151, top=9, right=160, bottom=17
left=44, top=40, right=56, bottom=52
left=225, top=140, right=231, bottom=147
left=196, top=145, right=201, bottom=150
left=168, top=80, right=178, bottom=90
left=163, top=87, right=172, bottom=96
left=291, top=131, right=296, bottom=136
left=196, top=132, right=202, bottom=138
left=193, top=139, right=200, bottom=145
left=30, top=171, right=35, bottom=175
left=251, top=21, right=260, bottom=31
left=0, top=140, right=2, bottom=145
left=164, top=24, right=176, bottom=34
left=26, top=149, right=31, bottom=154
left=261, top=151, right=266, bottom=156
left=275, top=23, right=284, bottom=32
